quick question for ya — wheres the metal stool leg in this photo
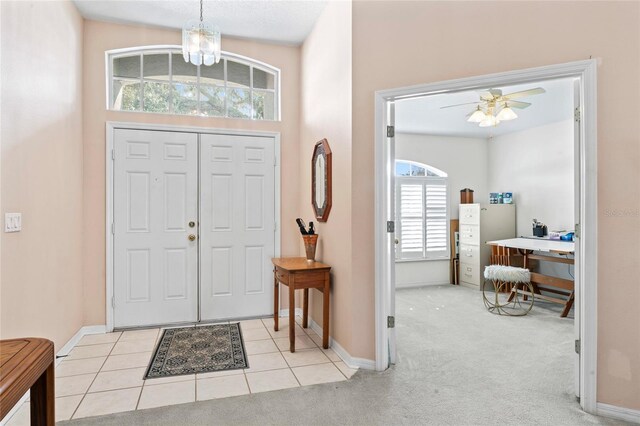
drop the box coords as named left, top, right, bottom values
left=483, top=279, right=534, bottom=316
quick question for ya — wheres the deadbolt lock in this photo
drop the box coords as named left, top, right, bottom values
left=188, top=221, right=196, bottom=228
left=188, top=234, right=197, bottom=241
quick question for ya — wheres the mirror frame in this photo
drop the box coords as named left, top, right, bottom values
left=311, top=138, right=332, bottom=222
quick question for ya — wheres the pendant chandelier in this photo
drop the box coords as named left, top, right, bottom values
left=182, top=0, right=221, bottom=66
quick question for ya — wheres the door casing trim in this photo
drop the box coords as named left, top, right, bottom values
left=373, top=60, right=598, bottom=413
left=106, top=122, right=282, bottom=332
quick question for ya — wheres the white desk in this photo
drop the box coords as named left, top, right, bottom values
left=487, top=237, right=575, bottom=317
left=487, top=237, right=574, bottom=254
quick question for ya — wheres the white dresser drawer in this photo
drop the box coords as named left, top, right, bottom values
left=459, top=262, right=480, bottom=285
left=459, top=243, right=480, bottom=263
left=459, top=224, right=479, bottom=245
left=459, top=204, right=480, bottom=225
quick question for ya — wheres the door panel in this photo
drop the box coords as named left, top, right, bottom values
left=114, top=129, right=198, bottom=327
left=200, top=134, right=275, bottom=321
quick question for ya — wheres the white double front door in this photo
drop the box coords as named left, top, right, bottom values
left=113, top=129, right=275, bottom=328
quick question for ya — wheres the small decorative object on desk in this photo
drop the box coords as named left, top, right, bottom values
left=460, top=188, right=474, bottom=204
left=503, top=192, right=513, bottom=204
left=296, top=218, right=318, bottom=263
left=303, top=234, right=318, bottom=263
left=532, top=218, right=547, bottom=237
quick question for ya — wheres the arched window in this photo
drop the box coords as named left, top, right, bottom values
left=107, top=46, right=280, bottom=120
left=395, top=160, right=449, bottom=260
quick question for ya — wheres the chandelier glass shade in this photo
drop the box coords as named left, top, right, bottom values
left=182, top=0, right=221, bottom=66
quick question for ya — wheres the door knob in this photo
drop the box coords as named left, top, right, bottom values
left=188, top=234, right=196, bottom=241
left=394, top=238, right=399, bottom=245
left=188, top=221, right=196, bottom=228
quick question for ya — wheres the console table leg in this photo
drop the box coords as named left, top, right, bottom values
left=273, top=272, right=279, bottom=332
left=322, top=274, right=330, bottom=349
left=30, top=362, right=54, bottom=426
left=303, top=289, right=309, bottom=328
left=289, top=278, right=296, bottom=352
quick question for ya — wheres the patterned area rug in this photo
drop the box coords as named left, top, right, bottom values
left=144, top=323, right=248, bottom=379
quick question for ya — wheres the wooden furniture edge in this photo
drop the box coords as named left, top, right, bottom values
left=0, top=338, right=54, bottom=420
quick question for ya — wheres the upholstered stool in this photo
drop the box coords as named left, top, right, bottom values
left=483, top=265, right=534, bottom=316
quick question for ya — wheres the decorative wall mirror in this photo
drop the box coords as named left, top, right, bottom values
left=311, top=138, right=332, bottom=222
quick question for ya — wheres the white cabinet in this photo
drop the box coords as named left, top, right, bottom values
left=458, top=204, right=516, bottom=290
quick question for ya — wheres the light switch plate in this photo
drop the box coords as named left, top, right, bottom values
left=4, top=213, right=22, bottom=232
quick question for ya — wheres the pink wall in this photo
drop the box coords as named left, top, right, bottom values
left=300, top=2, right=353, bottom=352
left=351, top=0, right=640, bottom=409
left=81, top=20, right=302, bottom=325
left=0, top=0, right=85, bottom=350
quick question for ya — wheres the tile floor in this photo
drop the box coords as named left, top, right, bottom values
left=6, top=316, right=357, bottom=424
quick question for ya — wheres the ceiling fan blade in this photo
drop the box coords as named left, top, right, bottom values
left=503, top=87, right=546, bottom=100
left=440, top=101, right=482, bottom=109
left=502, top=100, right=531, bottom=109
left=478, top=89, right=497, bottom=101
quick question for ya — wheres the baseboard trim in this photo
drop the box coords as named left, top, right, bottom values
left=597, top=402, right=640, bottom=424
left=396, top=281, right=451, bottom=289
left=277, top=309, right=375, bottom=370
left=56, top=325, right=107, bottom=358
left=278, top=308, right=303, bottom=318
left=0, top=325, right=107, bottom=426
left=307, top=317, right=376, bottom=370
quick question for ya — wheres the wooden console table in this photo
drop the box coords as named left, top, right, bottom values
left=0, top=338, right=55, bottom=425
left=272, top=257, right=331, bottom=352
left=487, top=238, right=575, bottom=317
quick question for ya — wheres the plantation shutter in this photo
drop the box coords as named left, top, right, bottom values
left=396, top=176, right=449, bottom=260
left=396, top=180, right=424, bottom=259
left=425, top=179, right=448, bottom=256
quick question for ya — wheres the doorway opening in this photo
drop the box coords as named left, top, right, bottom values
left=374, top=60, right=597, bottom=413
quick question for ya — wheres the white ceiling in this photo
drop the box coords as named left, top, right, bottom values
left=395, top=78, right=576, bottom=138
left=73, top=0, right=327, bottom=45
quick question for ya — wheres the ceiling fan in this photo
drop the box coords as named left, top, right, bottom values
left=441, top=87, right=546, bottom=127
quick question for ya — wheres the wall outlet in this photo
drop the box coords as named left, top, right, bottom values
left=4, top=213, right=22, bottom=232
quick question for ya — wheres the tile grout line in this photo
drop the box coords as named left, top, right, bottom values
left=133, top=386, right=144, bottom=412
left=288, top=321, right=351, bottom=379
left=332, top=359, right=351, bottom=380
left=69, top=328, right=127, bottom=420
left=135, top=328, right=162, bottom=410
left=289, top=364, right=303, bottom=387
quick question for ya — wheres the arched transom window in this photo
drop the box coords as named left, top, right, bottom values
left=107, top=46, right=280, bottom=120
left=395, top=160, right=449, bottom=260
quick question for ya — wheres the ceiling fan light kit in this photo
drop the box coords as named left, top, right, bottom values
left=496, top=103, right=518, bottom=121
left=479, top=115, right=499, bottom=127
left=182, top=0, right=222, bottom=66
left=447, top=87, right=546, bottom=128
left=467, top=106, right=486, bottom=123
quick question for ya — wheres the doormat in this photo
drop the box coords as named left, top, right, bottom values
left=144, top=323, right=248, bottom=379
